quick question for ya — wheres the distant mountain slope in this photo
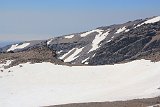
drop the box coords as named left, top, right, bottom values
left=1, top=16, right=160, bottom=65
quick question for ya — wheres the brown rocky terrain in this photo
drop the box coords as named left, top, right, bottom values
left=0, top=46, right=67, bottom=68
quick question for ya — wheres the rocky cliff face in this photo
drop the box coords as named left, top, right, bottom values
left=1, top=16, right=160, bottom=65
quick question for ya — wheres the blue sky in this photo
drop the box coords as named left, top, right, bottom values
left=0, top=0, right=160, bottom=41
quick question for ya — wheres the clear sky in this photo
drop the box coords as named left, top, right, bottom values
left=0, top=0, right=160, bottom=41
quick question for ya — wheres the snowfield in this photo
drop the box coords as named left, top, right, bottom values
left=0, top=60, right=160, bottom=107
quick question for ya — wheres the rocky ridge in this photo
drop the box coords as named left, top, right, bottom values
left=1, top=16, right=160, bottom=65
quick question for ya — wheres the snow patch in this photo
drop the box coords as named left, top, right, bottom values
left=82, top=57, right=89, bottom=63
left=60, top=47, right=84, bottom=62
left=88, top=30, right=109, bottom=53
left=56, top=50, right=63, bottom=54
left=84, top=62, right=89, bottom=64
left=92, top=53, right=96, bottom=58
left=80, top=30, right=101, bottom=37
left=7, top=43, right=30, bottom=52
left=115, top=26, right=126, bottom=34
left=64, top=47, right=84, bottom=62
left=47, top=39, right=53, bottom=45
left=144, top=16, right=160, bottom=24
left=59, top=48, right=75, bottom=59
left=107, top=39, right=112, bottom=43
left=125, top=29, right=130, bottom=32
left=136, top=16, right=160, bottom=28
left=65, top=35, right=74, bottom=39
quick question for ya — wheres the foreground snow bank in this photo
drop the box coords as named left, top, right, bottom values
left=0, top=60, right=160, bottom=107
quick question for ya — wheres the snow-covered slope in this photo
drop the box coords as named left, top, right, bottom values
left=0, top=60, right=160, bottom=107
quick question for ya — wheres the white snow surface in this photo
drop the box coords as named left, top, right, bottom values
left=89, top=30, right=109, bottom=52
left=136, top=16, right=160, bottom=28
left=0, top=60, right=160, bottom=107
left=115, top=26, right=126, bottom=34
left=64, top=35, right=74, bottom=39
left=7, top=43, right=30, bottom=52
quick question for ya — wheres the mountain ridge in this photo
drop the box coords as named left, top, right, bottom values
left=1, top=16, right=160, bottom=66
